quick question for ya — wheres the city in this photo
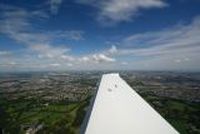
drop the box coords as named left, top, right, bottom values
left=0, top=71, right=199, bottom=134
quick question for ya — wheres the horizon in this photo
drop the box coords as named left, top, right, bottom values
left=1, top=0, right=200, bottom=71
left=1, top=69, right=200, bottom=74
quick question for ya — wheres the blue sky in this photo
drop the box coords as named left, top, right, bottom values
left=0, top=0, right=200, bottom=71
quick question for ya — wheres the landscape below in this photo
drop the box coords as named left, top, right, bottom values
left=0, top=71, right=199, bottom=134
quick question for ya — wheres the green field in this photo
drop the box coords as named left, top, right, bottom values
left=0, top=96, right=91, bottom=134
left=141, top=94, right=200, bottom=134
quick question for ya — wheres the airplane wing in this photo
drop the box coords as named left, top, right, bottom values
left=81, top=73, right=179, bottom=134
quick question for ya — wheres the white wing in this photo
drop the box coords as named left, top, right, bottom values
left=82, top=73, right=179, bottom=134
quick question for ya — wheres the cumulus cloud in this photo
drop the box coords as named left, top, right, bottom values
left=79, top=53, right=116, bottom=64
left=76, top=0, right=166, bottom=24
left=1, top=3, right=200, bottom=71
left=0, top=5, right=117, bottom=71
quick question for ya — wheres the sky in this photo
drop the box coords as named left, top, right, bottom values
left=0, top=0, right=200, bottom=72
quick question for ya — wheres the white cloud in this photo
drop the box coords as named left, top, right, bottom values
left=47, top=30, right=85, bottom=41
left=92, top=54, right=116, bottom=63
left=108, top=16, right=200, bottom=71
left=79, top=53, right=116, bottom=64
left=174, top=59, right=181, bottom=63
left=0, top=5, right=117, bottom=71
left=108, top=45, right=117, bottom=54
left=0, top=5, right=84, bottom=65
left=31, top=44, right=70, bottom=59
left=121, top=62, right=128, bottom=65
left=61, top=55, right=75, bottom=61
left=0, top=61, right=17, bottom=69
left=49, top=63, right=60, bottom=67
left=117, top=17, right=200, bottom=57
left=1, top=3, right=200, bottom=71
left=49, top=0, right=63, bottom=15
left=76, top=0, right=166, bottom=24
left=0, top=51, right=11, bottom=56
left=67, top=63, right=73, bottom=67
left=80, top=56, right=90, bottom=62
